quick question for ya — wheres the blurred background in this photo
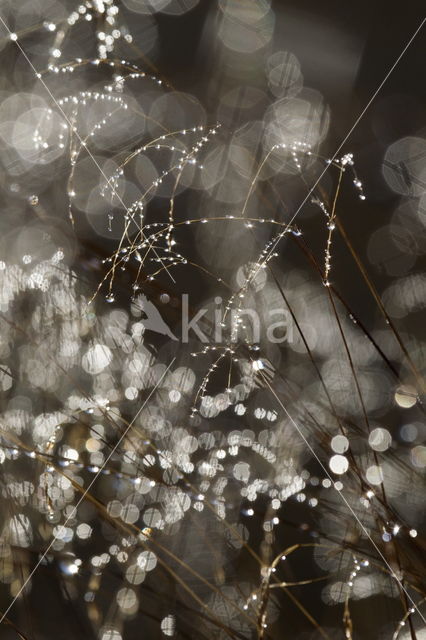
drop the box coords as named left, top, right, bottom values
left=0, top=1, right=425, bottom=639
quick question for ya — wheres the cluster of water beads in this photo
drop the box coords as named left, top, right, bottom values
left=3, top=11, right=425, bottom=640
left=10, top=2, right=137, bottom=81
left=178, top=144, right=317, bottom=413
left=67, top=128, right=356, bottom=365
left=17, top=55, right=171, bottom=213
left=310, top=153, right=367, bottom=287
left=100, top=125, right=218, bottom=246
left=10, top=7, right=423, bottom=626
left=44, top=60, right=205, bottom=287
left=174, top=146, right=365, bottom=414
left=44, top=0, right=135, bottom=63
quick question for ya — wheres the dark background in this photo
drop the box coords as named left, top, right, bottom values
left=0, top=1, right=425, bottom=639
